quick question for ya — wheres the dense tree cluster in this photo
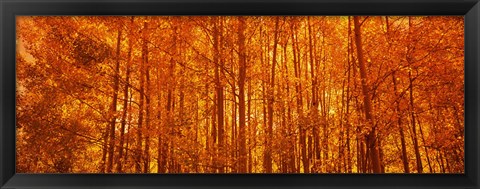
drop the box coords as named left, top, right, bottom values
left=16, top=16, right=464, bottom=173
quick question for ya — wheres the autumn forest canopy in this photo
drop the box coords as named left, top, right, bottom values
left=16, top=16, right=464, bottom=173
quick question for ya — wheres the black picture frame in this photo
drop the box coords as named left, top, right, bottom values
left=1, top=0, right=479, bottom=188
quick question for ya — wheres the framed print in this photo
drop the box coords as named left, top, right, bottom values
left=1, top=0, right=479, bottom=188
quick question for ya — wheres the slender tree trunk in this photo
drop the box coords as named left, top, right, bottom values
left=211, top=91, right=217, bottom=173
left=231, top=74, right=237, bottom=173
left=107, top=25, right=122, bottom=173
left=101, top=126, right=109, bottom=173
left=135, top=20, right=147, bottom=173
left=384, top=16, right=410, bottom=174
left=157, top=67, right=166, bottom=173
left=261, top=21, right=268, bottom=174
left=212, top=17, right=225, bottom=173
left=307, top=17, right=322, bottom=167
left=406, top=16, right=423, bottom=174
left=238, top=16, right=248, bottom=173
left=291, top=19, right=308, bottom=173
left=393, top=73, right=410, bottom=173
left=353, top=16, right=382, bottom=173
left=167, top=22, right=178, bottom=173
left=247, top=76, right=253, bottom=173
left=143, top=21, right=151, bottom=173
left=116, top=17, right=133, bottom=173
left=409, top=63, right=423, bottom=173
left=156, top=19, right=166, bottom=173
left=204, top=64, right=211, bottom=173
left=165, top=55, right=174, bottom=172
left=282, top=36, right=294, bottom=173
left=356, top=131, right=362, bottom=173
left=417, top=118, right=433, bottom=172
left=345, top=17, right=353, bottom=173
left=265, top=17, right=280, bottom=173
left=125, top=87, right=133, bottom=167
